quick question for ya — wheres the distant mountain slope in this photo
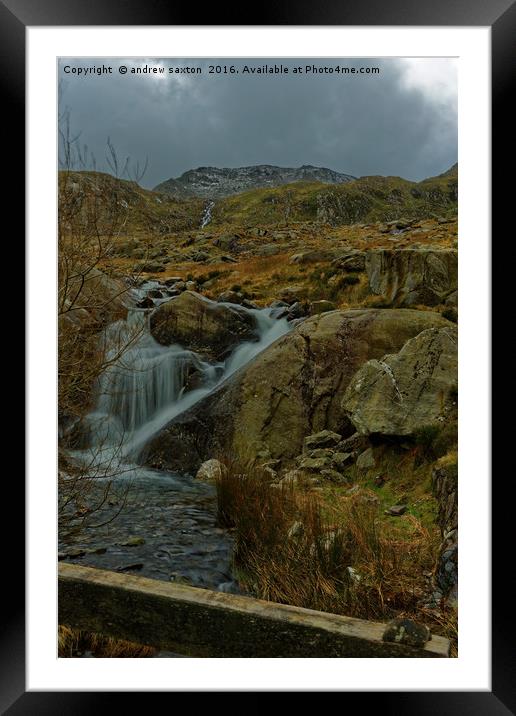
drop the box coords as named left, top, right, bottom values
left=153, top=164, right=356, bottom=199
left=211, top=164, right=458, bottom=227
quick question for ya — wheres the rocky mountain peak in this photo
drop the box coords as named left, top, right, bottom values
left=153, top=164, right=356, bottom=199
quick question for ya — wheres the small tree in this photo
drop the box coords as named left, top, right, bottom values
left=58, top=108, right=148, bottom=537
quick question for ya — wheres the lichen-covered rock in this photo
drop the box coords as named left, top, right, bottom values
left=366, top=248, right=457, bottom=307
left=310, top=300, right=337, bottom=315
left=343, top=326, right=458, bottom=437
left=303, top=430, right=342, bottom=451
left=143, top=309, right=449, bottom=473
left=356, top=447, right=376, bottom=469
left=150, top=291, right=257, bottom=360
left=195, top=459, right=226, bottom=483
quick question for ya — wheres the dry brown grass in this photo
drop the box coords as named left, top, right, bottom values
left=58, top=625, right=156, bottom=658
left=215, top=459, right=448, bottom=631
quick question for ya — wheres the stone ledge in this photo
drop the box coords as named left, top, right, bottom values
left=58, top=563, right=449, bottom=658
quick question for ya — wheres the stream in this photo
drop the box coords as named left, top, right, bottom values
left=59, top=282, right=291, bottom=595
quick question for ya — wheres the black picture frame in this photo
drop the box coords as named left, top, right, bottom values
left=9, top=0, right=512, bottom=709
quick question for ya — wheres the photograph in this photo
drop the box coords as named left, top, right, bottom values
left=56, top=56, right=459, bottom=659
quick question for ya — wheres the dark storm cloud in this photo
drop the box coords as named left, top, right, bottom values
left=58, top=58, right=457, bottom=188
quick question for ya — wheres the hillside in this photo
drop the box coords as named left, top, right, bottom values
left=211, top=165, right=458, bottom=227
left=60, top=165, right=458, bottom=308
left=59, top=170, right=204, bottom=237
left=153, top=164, right=356, bottom=199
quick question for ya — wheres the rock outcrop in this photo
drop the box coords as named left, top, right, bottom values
left=149, top=291, right=257, bottom=360
left=342, top=326, right=457, bottom=437
left=366, top=248, right=457, bottom=307
left=431, top=456, right=458, bottom=602
left=143, top=308, right=449, bottom=473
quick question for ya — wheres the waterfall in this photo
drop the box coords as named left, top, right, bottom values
left=200, top=201, right=215, bottom=228
left=75, top=290, right=291, bottom=470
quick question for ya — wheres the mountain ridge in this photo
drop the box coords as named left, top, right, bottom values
left=153, top=164, right=357, bottom=199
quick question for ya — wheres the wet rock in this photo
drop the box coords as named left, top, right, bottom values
left=242, top=299, right=260, bottom=310
left=147, top=289, right=163, bottom=299
left=118, top=536, right=146, bottom=546
left=137, top=297, right=155, bottom=309
left=287, top=301, right=308, bottom=321
left=150, top=291, right=257, bottom=361
left=270, top=307, right=289, bottom=320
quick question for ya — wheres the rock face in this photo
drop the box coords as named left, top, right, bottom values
left=366, top=248, right=457, bottom=307
left=332, top=250, right=366, bottom=272
left=342, top=326, right=457, bottom=437
left=149, top=291, right=257, bottom=360
left=431, top=457, right=458, bottom=602
left=143, top=308, right=449, bottom=473
left=154, top=164, right=356, bottom=199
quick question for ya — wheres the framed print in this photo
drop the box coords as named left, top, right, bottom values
left=7, top=0, right=512, bottom=708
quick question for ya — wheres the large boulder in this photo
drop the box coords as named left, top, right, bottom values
left=149, top=291, right=257, bottom=360
left=342, top=326, right=458, bottom=437
left=143, top=308, right=449, bottom=473
left=366, top=248, right=457, bottom=307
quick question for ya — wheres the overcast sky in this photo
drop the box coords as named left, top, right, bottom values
left=58, top=57, right=457, bottom=188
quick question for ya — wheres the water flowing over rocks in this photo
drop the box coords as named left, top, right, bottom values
left=61, top=285, right=292, bottom=591
left=342, top=326, right=458, bottom=437
left=365, top=248, right=457, bottom=307
left=150, top=290, right=258, bottom=361
left=143, top=308, right=449, bottom=472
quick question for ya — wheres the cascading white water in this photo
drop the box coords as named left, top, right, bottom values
left=200, top=201, right=215, bottom=228
left=77, top=291, right=291, bottom=470
left=63, top=287, right=292, bottom=594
